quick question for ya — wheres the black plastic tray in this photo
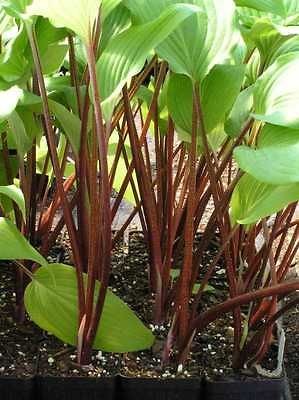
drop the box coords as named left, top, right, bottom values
left=0, top=377, right=35, bottom=400
left=203, top=375, right=292, bottom=400
left=0, top=373, right=292, bottom=400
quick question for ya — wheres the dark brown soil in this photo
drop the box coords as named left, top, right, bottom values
left=0, top=233, right=297, bottom=396
left=0, top=264, right=42, bottom=377
left=37, top=232, right=236, bottom=380
left=285, top=305, right=299, bottom=399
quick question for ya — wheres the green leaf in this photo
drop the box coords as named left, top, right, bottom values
left=10, top=90, right=81, bottom=155
left=234, top=124, right=299, bottom=184
left=167, top=65, right=245, bottom=136
left=268, top=35, right=299, bottom=65
left=35, top=17, right=68, bottom=55
left=0, top=86, right=23, bottom=119
left=101, top=3, right=131, bottom=51
left=0, top=22, right=29, bottom=83
left=97, top=3, right=200, bottom=121
left=0, top=217, right=47, bottom=265
left=26, top=0, right=102, bottom=42
left=0, top=0, right=31, bottom=17
left=41, top=44, right=68, bottom=75
left=167, top=73, right=193, bottom=135
left=225, top=86, right=254, bottom=137
left=25, top=263, right=155, bottom=352
left=235, top=0, right=299, bottom=18
left=48, top=100, right=81, bottom=156
left=125, top=0, right=238, bottom=82
left=253, top=53, right=299, bottom=129
left=7, top=110, right=32, bottom=157
left=0, top=185, right=26, bottom=220
left=201, top=64, right=245, bottom=133
left=231, top=173, right=299, bottom=224
left=102, top=0, right=123, bottom=22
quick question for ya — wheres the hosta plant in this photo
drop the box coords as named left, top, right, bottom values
left=0, top=0, right=299, bottom=374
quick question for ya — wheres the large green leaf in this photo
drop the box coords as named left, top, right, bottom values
left=7, top=110, right=32, bottom=157
left=231, top=173, right=299, bottom=224
left=97, top=3, right=200, bottom=120
left=125, top=0, right=238, bottom=82
left=0, top=0, right=31, bottom=17
left=0, top=217, right=47, bottom=265
left=26, top=0, right=102, bottom=42
left=41, top=44, right=68, bottom=75
left=201, top=64, right=245, bottom=133
left=0, top=185, right=26, bottom=220
left=225, top=85, right=254, bottom=137
left=167, top=64, right=245, bottom=137
left=242, top=20, right=296, bottom=66
left=235, top=0, right=299, bottom=18
left=167, top=73, right=193, bottom=136
left=0, top=21, right=29, bottom=83
left=234, top=124, right=299, bottom=184
left=102, top=0, right=123, bottom=22
left=48, top=100, right=81, bottom=155
left=0, top=86, right=23, bottom=119
left=253, top=53, right=299, bottom=129
left=16, top=91, right=81, bottom=155
left=25, top=263, right=155, bottom=352
left=268, top=35, right=299, bottom=64
left=100, top=3, right=131, bottom=51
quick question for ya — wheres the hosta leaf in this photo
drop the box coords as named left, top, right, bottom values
left=201, top=64, right=245, bottom=133
left=231, top=174, right=299, bottom=224
left=167, top=73, right=193, bottom=135
left=225, top=86, right=254, bottom=137
left=0, top=217, right=47, bottom=265
left=0, top=86, right=23, bottom=119
left=235, top=0, right=299, bottom=18
left=167, top=65, right=245, bottom=136
left=26, top=0, right=102, bottom=42
left=101, top=4, right=131, bottom=51
left=35, top=17, right=68, bottom=54
left=40, top=44, right=68, bottom=75
left=267, top=35, right=299, bottom=65
left=125, top=0, right=238, bottom=82
left=7, top=110, right=32, bottom=157
left=16, top=92, right=81, bottom=156
left=0, top=185, right=25, bottom=220
left=97, top=3, right=200, bottom=121
left=253, top=53, right=299, bottom=129
left=25, top=263, right=155, bottom=352
left=0, top=0, right=31, bottom=17
left=236, top=5, right=283, bottom=28
left=102, top=0, right=123, bottom=22
left=48, top=100, right=81, bottom=156
left=0, top=21, right=29, bottom=83
left=234, top=124, right=299, bottom=184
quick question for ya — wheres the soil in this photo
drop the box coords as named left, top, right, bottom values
left=285, top=304, right=299, bottom=399
left=0, top=232, right=297, bottom=396
left=0, top=264, right=42, bottom=377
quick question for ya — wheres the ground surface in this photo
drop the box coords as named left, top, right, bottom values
left=1, top=233, right=293, bottom=389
